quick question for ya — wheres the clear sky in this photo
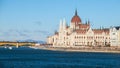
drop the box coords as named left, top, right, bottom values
left=0, top=0, right=120, bottom=41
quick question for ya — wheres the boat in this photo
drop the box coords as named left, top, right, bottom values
left=8, top=47, right=12, bottom=50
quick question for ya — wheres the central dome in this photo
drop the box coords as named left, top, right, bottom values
left=71, top=10, right=81, bottom=23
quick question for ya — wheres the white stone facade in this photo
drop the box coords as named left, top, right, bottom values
left=110, top=26, right=120, bottom=46
left=47, top=10, right=110, bottom=47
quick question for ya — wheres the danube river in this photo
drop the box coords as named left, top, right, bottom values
left=0, top=47, right=120, bottom=68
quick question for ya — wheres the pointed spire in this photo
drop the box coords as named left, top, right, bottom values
left=59, top=19, right=63, bottom=32
left=85, top=20, right=87, bottom=24
left=75, top=9, right=77, bottom=16
left=63, top=18, right=66, bottom=29
left=88, top=19, right=90, bottom=25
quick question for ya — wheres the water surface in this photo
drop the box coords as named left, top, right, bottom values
left=0, top=47, right=120, bottom=68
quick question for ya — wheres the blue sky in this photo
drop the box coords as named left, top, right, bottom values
left=0, top=0, right=120, bottom=41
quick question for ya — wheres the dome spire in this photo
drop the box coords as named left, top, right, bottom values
left=75, top=9, right=77, bottom=16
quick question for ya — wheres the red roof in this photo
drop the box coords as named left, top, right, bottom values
left=103, top=29, right=109, bottom=35
left=93, top=29, right=109, bottom=34
left=79, top=24, right=90, bottom=29
left=76, top=29, right=87, bottom=34
left=71, top=10, right=81, bottom=23
left=71, top=15, right=81, bottom=23
left=93, top=29, right=104, bottom=34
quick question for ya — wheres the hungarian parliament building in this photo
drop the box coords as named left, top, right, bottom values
left=47, top=10, right=120, bottom=47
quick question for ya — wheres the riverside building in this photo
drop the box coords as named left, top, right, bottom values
left=110, top=26, right=120, bottom=46
left=47, top=10, right=110, bottom=47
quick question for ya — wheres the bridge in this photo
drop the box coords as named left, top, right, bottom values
left=0, top=41, right=35, bottom=46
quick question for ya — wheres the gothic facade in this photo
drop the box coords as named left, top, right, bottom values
left=110, top=26, right=120, bottom=46
left=47, top=10, right=110, bottom=47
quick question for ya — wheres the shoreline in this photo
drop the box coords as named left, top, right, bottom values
left=29, top=46, right=120, bottom=53
left=0, top=46, right=120, bottom=53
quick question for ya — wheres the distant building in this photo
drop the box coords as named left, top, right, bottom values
left=47, top=10, right=110, bottom=47
left=110, top=26, right=120, bottom=46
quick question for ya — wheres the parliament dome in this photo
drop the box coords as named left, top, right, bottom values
left=71, top=10, right=81, bottom=23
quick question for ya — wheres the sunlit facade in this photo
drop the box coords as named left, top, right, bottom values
left=47, top=10, right=110, bottom=47
left=110, top=26, right=120, bottom=46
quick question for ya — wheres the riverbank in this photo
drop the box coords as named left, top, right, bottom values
left=29, top=46, right=120, bottom=53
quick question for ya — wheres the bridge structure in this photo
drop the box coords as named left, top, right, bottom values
left=0, top=41, right=35, bottom=46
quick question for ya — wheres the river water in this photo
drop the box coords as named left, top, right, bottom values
left=0, top=47, right=120, bottom=68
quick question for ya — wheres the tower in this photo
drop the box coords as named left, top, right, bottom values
left=59, top=19, right=63, bottom=32
left=63, top=18, right=66, bottom=29
left=70, top=10, right=82, bottom=30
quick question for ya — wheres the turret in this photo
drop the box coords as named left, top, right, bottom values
left=63, top=18, right=66, bottom=29
left=59, top=19, right=63, bottom=32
